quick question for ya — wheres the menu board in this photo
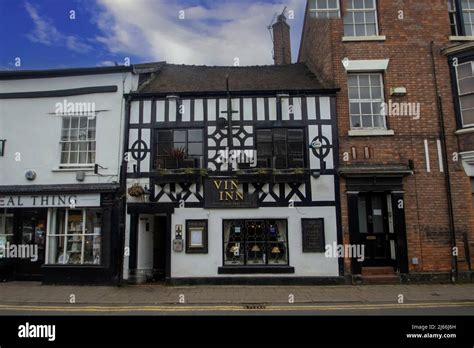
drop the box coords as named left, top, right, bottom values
left=302, top=219, right=325, bottom=253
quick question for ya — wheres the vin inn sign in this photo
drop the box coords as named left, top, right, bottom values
left=204, top=179, right=257, bottom=209
left=0, top=194, right=100, bottom=208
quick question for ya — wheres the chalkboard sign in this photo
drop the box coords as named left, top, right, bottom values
left=302, top=219, right=325, bottom=252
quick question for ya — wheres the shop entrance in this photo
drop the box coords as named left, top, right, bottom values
left=15, top=209, right=47, bottom=280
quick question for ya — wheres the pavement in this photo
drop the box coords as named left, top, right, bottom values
left=0, top=282, right=473, bottom=308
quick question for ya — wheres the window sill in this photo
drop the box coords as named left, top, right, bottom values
left=52, top=166, right=95, bottom=172
left=449, top=36, right=474, bottom=41
left=218, top=266, right=295, bottom=274
left=342, top=35, right=386, bottom=42
left=348, top=129, right=395, bottom=137
left=455, top=127, right=474, bottom=135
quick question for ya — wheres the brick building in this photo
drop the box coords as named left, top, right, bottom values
left=298, top=0, right=474, bottom=283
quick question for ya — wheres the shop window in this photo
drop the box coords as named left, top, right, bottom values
left=343, top=0, right=378, bottom=37
left=456, top=60, right=474, bottom=128
left=0, top=211, right=14, bottom=254
left=256, top=129, right=305, bottom=168
left=60, top=116, right=96, bottom=166
left=223, top=220, right=288, bottom=266
left=155, top=129, right=203, bottom=169
left=47, top=209, right=101, bottom=265
left=0, top=140, right=5, bottom=157
left=309, top=0, right=340, bottom=18
left=348, top=73, right=386, bottom=129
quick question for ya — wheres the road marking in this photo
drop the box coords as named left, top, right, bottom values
left=0, top=302, right=473, bottom=313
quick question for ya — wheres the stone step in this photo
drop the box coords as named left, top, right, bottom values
left=361, top=275, right=400, bottom=285
left=362, top=266, right=396, bottom=276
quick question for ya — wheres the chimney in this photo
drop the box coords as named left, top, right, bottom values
left=272, top=13, right=291, bottom=65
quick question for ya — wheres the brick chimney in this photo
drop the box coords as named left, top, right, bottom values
left=272, top=13, right=291, bottom=65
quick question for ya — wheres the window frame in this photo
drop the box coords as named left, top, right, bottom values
left=222, top=219, right=290, bottom=267
left=256, top=127, right=306, bottom=169
left=0, top=210, right=14, bottom=253
left=46, top=208, right=102, bottom=265
left=154, top=128, right=205, bottom=170
left=343, top=0, right=379, bottom=37
left=455, top=59, right=474, bottom=128
left=451, top=0, right=474, bottom=36
left=59, top=115, right=96, bottom=168
left=308, top=0, right=341, bottom=19
left=347, top=72, right=387, bottom=130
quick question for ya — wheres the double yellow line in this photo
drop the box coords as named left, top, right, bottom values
left=0, top=302, right=473, bottom=313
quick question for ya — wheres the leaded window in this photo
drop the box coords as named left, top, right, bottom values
left=155, top=129, right=204, bottom=169
left=256, top=128, right=305, bottom=169
left=343, top=0, right=378, bottom=37
left=456, top=61, right=474, bottom=127
left=309, top=0, right=340, bottom=18
left=60, top=116, right=96, bottom=166
left=223, top=220, right=288, bottom=266
left=348, top=73, right=386, bottom=129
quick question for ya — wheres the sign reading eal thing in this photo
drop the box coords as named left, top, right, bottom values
left=0, top=194, right=101, bottom=208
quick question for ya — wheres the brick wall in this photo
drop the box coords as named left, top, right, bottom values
left=300, top=0, right=474, bottom=275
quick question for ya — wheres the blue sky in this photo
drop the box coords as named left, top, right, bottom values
left=0, top=0, right=306, bottom=70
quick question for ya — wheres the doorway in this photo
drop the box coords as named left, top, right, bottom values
left=356, top=193, right=396, bottom=267
left=15, top=209, right=47, bottom=280
left=152, top=216, right=167, bottom=282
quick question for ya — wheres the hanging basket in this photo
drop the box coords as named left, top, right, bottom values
left=128, top=184, right=145, bottom=197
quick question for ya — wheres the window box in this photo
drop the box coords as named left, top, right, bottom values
left=236, top=168, right=273, bottom=183
left=273, top=168, right=309, bottom=183
left=153, top=168, right=208, bottom=183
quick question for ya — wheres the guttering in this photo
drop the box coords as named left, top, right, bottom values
left=0, top=66, right=133, bottom=80
left=430, top=41, right=458, bottom=283
left=123, top=88, right=340, bottom=100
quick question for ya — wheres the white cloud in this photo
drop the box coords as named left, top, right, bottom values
left=24, top=1, right=93, bottom=54
left=92, top=0, right=305, bottom=66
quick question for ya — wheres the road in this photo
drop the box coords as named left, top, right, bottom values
left=0, top=301, right=473, bottom=315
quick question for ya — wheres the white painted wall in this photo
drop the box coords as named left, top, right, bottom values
left=169, top=207, right=339, bottom=278
left=0, top=72, right=138, bottom=185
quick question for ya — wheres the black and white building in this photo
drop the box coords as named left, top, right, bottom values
left=123, top=63, right=342, bottom=284
left=0, top=66, right=139, bottom=284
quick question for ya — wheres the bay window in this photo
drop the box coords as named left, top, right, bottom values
left=47, top=209, right=101, bottom=265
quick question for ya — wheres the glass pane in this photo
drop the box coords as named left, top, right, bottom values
left=354, top=12, right=365, bottom=24
left=355, top=24, right=366, bottom=36
left=188, top=129, right=203, bottom=142
left=359, top=75, right=370, bottom=86
left=188, top=142, right=203, bottom=156
left=174, top=130, right=186, bottom=142
left=344, top=24, right=355, bottom=36
left=373, top=115, right=385, bottom=128
left=458, top=63, right=473, bottom=79
left=351, top=115, right=362, bottom=128
left=71, top=117, right=79, bottom=129
left=62, top=117, right=70, bottom=129
left=67, top=210, right=83, bottom=234
left=223, top=221, right=245, bottom=265
left=461, top=94, right=474, bottom=109
left=366, top=24, right=376, bottom=36
left=79, top=117, right=87, bottom=128
left=257, top=143, right=272, bottom=157
left=360, top=87, right=371, bottom=99
left=157, top=130, right=172, bottom=142
left=268, top=221, right=288, bottom=265
left=257, top=129, right=272, bottom=142
left=84, top=235, right=101, bottom=264
left=372, top=86, right=382, bottom=99
left=350, top=103, right=360, bottom=115
left=358, top=196, right=368, bottom=233
left=348, top=75, right=359, bottom=87
left=66, top=235, right=82, bottom=264
left=459, top=77, right=474, bottom=94
left=274, top=140, right=287, bottom=156
left=48, top=235, right=65, bottom=264
left=287, top=129, right=303, bottom=141
left=462, top=108, right=474, bottom=126
left=370, top=74, right=381, bottom=86
left=354, top=0, right=365, bottom=9
left=361, top=115, right=373, bottom=127
left=349, top=87, right=359, bottom=99
left=361, top=102, right=372, bottom=114
left=372, top=195, right=384, bottom=233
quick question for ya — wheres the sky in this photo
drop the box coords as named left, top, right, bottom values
left=0, top=0, right=306, bottom=70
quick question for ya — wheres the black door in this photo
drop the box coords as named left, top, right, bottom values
left=357, top=193, right=394, bottom=267
left=15, top=210, right=47, bottom=280
left=152, top=216, right=167, bottom=281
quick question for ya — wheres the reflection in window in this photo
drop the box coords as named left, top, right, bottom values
left=257, top=129, right=305, bottom=168
left=343, top=0, right=378, bottom=37
left=456, top=61, right=474, bottom=127
left=155, top=129, right=204, bottom=169
left=47, top=209, right=101, bottom=265
left=223, top=220, right=288, bottom=266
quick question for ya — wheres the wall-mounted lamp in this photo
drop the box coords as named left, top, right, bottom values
left=94, top=164, right=106, bottom=176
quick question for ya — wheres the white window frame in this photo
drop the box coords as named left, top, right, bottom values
left=47, top=208, right=101, bottom=265
left=59, top=115, right=96, bottom=168
left=309, top=0, right=341, bottom=18
left=456, top=61, right=474, bottom=128
left=343, top=0, right=379, bottom=37
left=461, top=0, right=474, bottom=36
left=0, top=210, right=14, bottom=243
left=348, top=73, right=386, bottom=130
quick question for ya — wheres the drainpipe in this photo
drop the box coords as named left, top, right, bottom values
left=430, top=41, right=458, bottom=283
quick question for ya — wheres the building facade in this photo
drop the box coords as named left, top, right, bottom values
left=123, top=63, right=342, bottom=284
left=299, top=0, right=474, bottom=282
left=0, top=67, right=138, bottom=284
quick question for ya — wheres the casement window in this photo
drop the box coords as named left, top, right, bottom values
left=343, top=0, right=379, bottom=37
left=0, top=140, right=5, bottom=157
left=456, top=61, right=474, bottom=127
left=256, top=128, right=305, bottom=169
left=60, top=116, right=96, bottom=166
left=47, top=209, right=102, bottom=265
left=309, top=0, right=340, bottom=18
left=450, top=0, right=474, bottom=36
left=223, top=219, right=289, bottom=266
left=348, top=73, right=386, bottom=129
left=155, top=129, right=204, bottom=169
left=0, top=211, right=14, bottom=252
